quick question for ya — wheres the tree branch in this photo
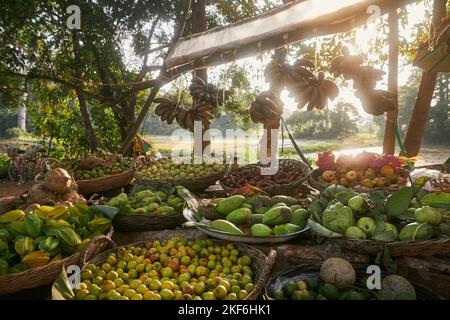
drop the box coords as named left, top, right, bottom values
left=119, top=0, right=193, bottom=155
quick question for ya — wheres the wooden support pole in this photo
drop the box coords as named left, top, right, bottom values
left=383, top=9, right=399, bottom=155
left=192, top=0, right=210, bottom=154
left=403, top=0, right=447, bottom=156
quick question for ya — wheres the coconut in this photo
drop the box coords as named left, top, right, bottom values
left=68, top=180, right=79, bottom=192
left=320, top=257, right=356, bottom=289
left=63, top=190, right=87, bottom=204
left=44, top=168, right=73, bottom=195
left=27, top=183, right=58, bottom=205
left=379, top=275, right=416, bottom=300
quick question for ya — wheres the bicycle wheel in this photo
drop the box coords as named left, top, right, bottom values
left=8, top=160, right=21, bottom=183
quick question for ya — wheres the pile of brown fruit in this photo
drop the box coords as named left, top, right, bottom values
left=222, top=163, right=306, bottom=189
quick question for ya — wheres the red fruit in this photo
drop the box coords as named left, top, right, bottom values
left=364, top=168, right=376, bottom=179
left=336, top=155, right=355, bottom=169
left=353, top=151, right=378, bottom=168
left=380, top=165, right=394, bottom=177
left=345, top=170, right=359, bottom=181
left=339, top=177, right=349, bottom=187
left=316, top=151, right=336, bottom=170
left=165, top=259, right=180, bottom=272
left=373, top=154, right=404, bottom=169
left=321, top=170, right=336, bottom=182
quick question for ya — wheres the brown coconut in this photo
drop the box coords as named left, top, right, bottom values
left=44, top=168, right=73, bottom=195
left=320, top=257, right=356, bottom=289
left=28, top=183, right=58, bottom=205
left=379, top=275, right=416, bottom=300
left=63, top=190, right=87, bottom=204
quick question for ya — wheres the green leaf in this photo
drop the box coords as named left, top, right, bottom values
left=373, top=230, right=397, bottom=242
left=176, top=186, right=199, bottom=212
left=307, top=219, right=343, bottom=238
left=369, top=191, right=385, bottom=204
left=91, top=205, right=120, bottom=219
left=381, top=245, right=397, bottom=273
left=385, top=187, right=413, bottom=216
left=420, top=192, right=450, bottom=209
left=51, top=266, right=75, bottom=300
left=395, top=209, right=415, bottom=221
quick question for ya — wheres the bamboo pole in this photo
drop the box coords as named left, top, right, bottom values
left=383, top=9, right=399, bottom=155
left=191, top=0, right=210, bottom=154
left=403, top=0, right=446, bottom=156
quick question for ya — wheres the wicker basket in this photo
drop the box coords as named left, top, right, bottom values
left=113, top=212, right=186, bottom=232
left=63, top=235, right=276, bottom=300
left=309, top=168, right=409, bottom=194
left=220, top=159, right=311, bottom=196
left=333, top=237, right=450, bottom=257
left=76, top=169, right=134, bottom=195
left=134, top=171, right=224, bottom=192
left=415, top=164, right=450, bottom=173
left=0, top=227, right=113, bottom=295
left=263, top=264, right=442, bottom=300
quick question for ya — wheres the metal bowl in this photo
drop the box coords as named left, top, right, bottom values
left=193, top=224, right=310, bottom=244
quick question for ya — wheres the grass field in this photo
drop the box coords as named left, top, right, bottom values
left=145, top=133, right=381, bottom=156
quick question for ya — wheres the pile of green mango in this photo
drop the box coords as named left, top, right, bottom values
left=64, top=156, right=132, bottom=180
left=309, top=185, right=450, bottom=242
left=106, top=188, right=185, bottom=216
left=198, top=195, right=309, bottom=237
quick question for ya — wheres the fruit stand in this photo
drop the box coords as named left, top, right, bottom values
left=0, top=0, right=450, bottom=305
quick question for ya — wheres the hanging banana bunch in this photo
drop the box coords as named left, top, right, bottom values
left=330, top=47, right=395, bottom=116
left=189, top=76, right=229, bottom=108
left=330, top=47, right=364, bottom=79
left=290, top=71, right=339, bottom=111
left=285, top=58, right=315, bottom=84
left=250, top=91, right=284, bottom=124
left=154, top=98, right=177, bottom=124
left=352, top=66, right=385, bottom=90
left=264, top=48, right=290, bottom=90
left=356, top=89, right=397, bottom=116
left=286, top=58, right=339, bottom=111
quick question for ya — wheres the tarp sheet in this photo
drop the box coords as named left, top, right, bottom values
left=165, top=0, right=414, bottom=70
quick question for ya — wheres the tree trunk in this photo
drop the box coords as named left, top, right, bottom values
left=119, top=1, right=191, bottom=155
left=72, top=31, right=98, bottom=151
left=403, top=0, right=446, bottom=156
left=383, top=9, right=399, bottom=155
left=119, top=85, right=162, bottom=155
left=18, top=97, right=27, bottom=132
left=192, top=0, right=210, bottom=153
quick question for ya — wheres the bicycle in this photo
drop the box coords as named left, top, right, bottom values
left=7, top=143, right=59, bottom=185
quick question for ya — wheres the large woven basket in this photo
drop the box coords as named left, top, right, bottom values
left=113, top=212, right=186, bottom=232
left=135, top=171, right=225, bottom=192
left=415, top=164, right=450, bottom=173
left=220, top=159, right=311, bottom=196
left=60, top=235, right=276, bottom=300
left=77, top=169, right=134, bottom=195
left=0, top=227, right=113, bottom=295
left=333, top=237, right=450, bottom=257
left=263, top=264, right=442, bottom=300
left=309, top=168, right=409, bottom=194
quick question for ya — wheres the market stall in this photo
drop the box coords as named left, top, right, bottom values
left=0, top=0, right=449, bottom=302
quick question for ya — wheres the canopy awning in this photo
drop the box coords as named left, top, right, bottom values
left=165, top=0, right=417, bottom=74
